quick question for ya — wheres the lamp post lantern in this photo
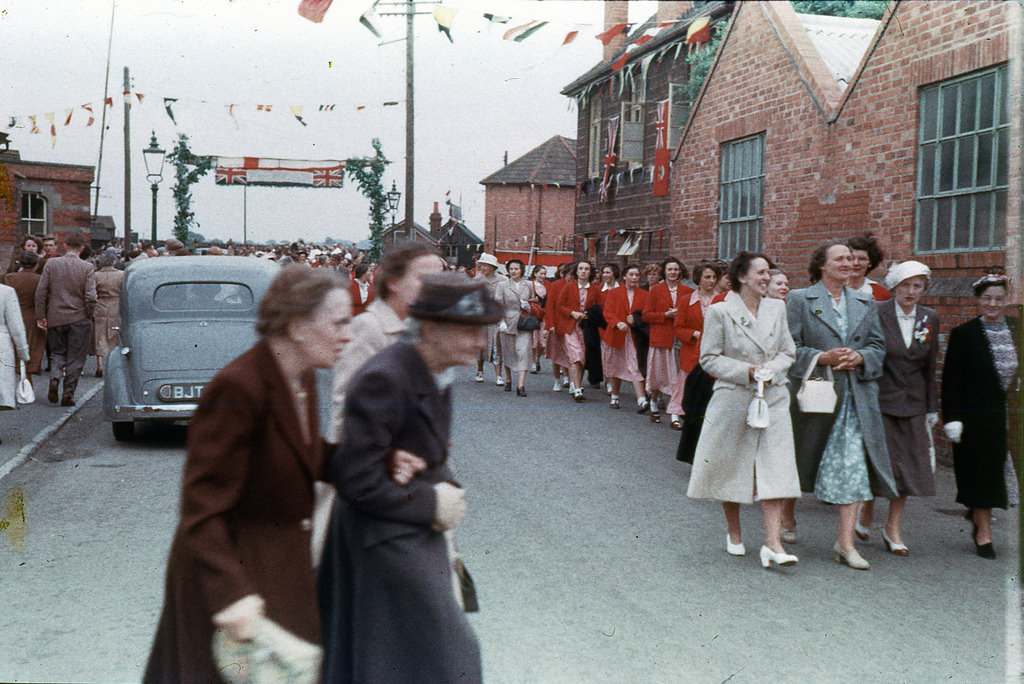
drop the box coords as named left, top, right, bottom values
left=386, top=180, right=401, bottom=244
left=142, top=131, right=166, bottom=246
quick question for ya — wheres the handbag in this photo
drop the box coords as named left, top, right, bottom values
left=517, top=303, right=543, bottom=331
left=16, top=361, right=34, bottom=405
left=212, top=616, right=322, bottom=684
left=445, top=531, right=479, bottom=613
left=796, top=352, right=837, bottom=414
left=746, top=368, right=772, bottom=429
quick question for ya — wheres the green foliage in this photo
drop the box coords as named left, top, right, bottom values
left=684, top=20, right=728, bottom=106
left=345, top=138, right=389, bottom=261
left=790, top=1, right=887, bottom=19
left=167, top=134, right=214, bottom=247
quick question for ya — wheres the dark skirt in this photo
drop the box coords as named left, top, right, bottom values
left=675, top=364, right=715, bottom=464
left=882, top=414, right=936, bottom=496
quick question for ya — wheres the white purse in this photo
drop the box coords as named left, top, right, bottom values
left=16, top=361, right=34, bottom=405
left=746, top=368, right=772, bottom=429
left=796, top=352, right=837, bottom=414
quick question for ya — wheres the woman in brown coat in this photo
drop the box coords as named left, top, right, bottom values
left=92, top=250, right=123, bottom=377
left=144, top=266, right=353, bottom=683
left=4, top=251, right=44, bottom=376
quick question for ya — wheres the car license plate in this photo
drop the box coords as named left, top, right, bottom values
left=158, top=383, right=204, bottom=402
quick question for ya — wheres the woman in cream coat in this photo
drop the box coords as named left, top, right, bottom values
left=687, top=252, right=801, bottom=569
left=0, top=282, right=29, bottom=410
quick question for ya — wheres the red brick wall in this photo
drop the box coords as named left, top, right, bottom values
left=669, top=0, right=1020, bottom=331
left=484, top=184, right=575, bottom=254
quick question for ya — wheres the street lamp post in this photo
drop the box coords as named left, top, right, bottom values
left=142, top=132, right=165, bottom=246
left=386, top=180, right=401, bottom=244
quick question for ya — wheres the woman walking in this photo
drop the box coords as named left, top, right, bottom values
left=670, top=260, right=723, bottom=431
left=0, top=280, right=29, bottom=411
left=857, top=261, right=939, bottom=555
left=497, top=258, right=535, bottom=396
left=942, top=274, right=1021, bottom=559
left=529, top=265, right=548, bottom=373
left=92, top=250, right=123, bottom=378
left=601, top=264, right=648, bottom=411
left=545, top=263, right=573, bottom=391
left=642, top=258, right=693, bottom=424
left=144, top=267, right=352, bottom=682
left=687, top=252, right=800, bottom=569
left=4, top=251, right=44, bottom=380
left=556, top=260, right=599, bottom=402
left=787, top=240, right=896, bottom=570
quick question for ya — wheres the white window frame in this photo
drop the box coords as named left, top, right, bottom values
left=619, top=101, right=644, bottom=168
left=21, top=192, right=47, bottom=235
left=587, top=101, right=603, bottom=178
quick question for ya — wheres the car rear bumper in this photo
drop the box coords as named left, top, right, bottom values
left=108, top=403, right=199, bottom=422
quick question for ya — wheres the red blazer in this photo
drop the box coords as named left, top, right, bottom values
left=545, top=278, right=567, bottom=331
left=601, top=285, right=649, bottom=349
left=673, top=290, right=727, bottom=372
left=642, top=282, right=694, bottom=349
left=349, top=278, right=375, bottom=317
left=870, top=282, right=891, bottom=302
left=555, top=280, right=599, bottom=336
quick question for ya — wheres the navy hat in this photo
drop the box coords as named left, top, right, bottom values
left=408, top=272, right=502, bottom=325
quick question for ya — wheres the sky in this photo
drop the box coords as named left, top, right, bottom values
left=1, top=0, right=658, bottom=246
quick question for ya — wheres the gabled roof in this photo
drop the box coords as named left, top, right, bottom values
left=383, top=220, right=433, bottom=242
left=440, top=219, right=483, bottom=245
left=797, top=13, right=880, bottom=90
left=479, top=136, right=576, bottom=186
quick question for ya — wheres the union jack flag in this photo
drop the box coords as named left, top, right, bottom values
left=215, top=167, right=248, bottom=185
left=653, top=100, right=670, bottom=197
left=312, top=166, right=344, bottom=187
left=599, top=118, right=618, bottom=202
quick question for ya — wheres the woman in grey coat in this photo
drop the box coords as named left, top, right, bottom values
left=497, top=258, right=536, bottom=396
left=787, top=240, right=896, bottom=571
left=687, top=252, right=800, bottom=569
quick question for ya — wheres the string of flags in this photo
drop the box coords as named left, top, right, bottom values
left=3, top=90, right=403, bottom=148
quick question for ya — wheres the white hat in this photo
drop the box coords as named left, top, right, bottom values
left=885, top=260, right=931, bottom=290
left=476, top=252, right=500, bottom=269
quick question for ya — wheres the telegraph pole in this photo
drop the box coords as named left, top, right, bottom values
left=405, top=0, right=414, bottom=239
left=122, top=66, right=132, bottom=247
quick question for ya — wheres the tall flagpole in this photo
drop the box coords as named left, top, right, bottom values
left=404, top=0, right=414, bottom=239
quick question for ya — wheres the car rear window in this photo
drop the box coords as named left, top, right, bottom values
left=153, top=282, right=255, bottom=311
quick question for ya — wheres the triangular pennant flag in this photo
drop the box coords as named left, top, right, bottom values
left=483, top=13, right=510, bottom=24
left=503, top=20, right=547, bottom=42
left=226, top=104, right=239, bottom=129
left=359, top=3, right=383, bottom=37
left=596, top=22, right=628, bottom=46
left=104, top=97, right=113, bottom=108
left=122, top=89, right=132, bottom=104
left=298, top=0, right=333, bottom=23
left=433, top=5, right=457, bottom=43
left=290, top=105, right=307, bottom=126
left=319, top=104, right=336, bottom=111
left=44, top=113, right=56, bottom=147
left=63, top=109, right=74, bottom=126
left=28, top=116, right=39, bottom=134
left=163, top=98, right=178, bottom=125
left=686, top=17, right=710, bottom=45
left=257, top=104, right=273, bottom=112
left=563, top=30, right=579, bottom=45
left=81, top=103, right=95, bottom=126
left=135, top=92, right=145, bottom=103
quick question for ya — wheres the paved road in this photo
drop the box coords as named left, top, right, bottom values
left=0, top=364, right=1020, bottom=682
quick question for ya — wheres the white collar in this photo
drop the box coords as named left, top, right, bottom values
left=895, top=304, right=916, bottom=320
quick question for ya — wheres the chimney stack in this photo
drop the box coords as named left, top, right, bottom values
left=657, top=1, right=691, bottom=24
left=602, top=1, right=629, bottom=63
left=429, top=201, right=442, bottom=238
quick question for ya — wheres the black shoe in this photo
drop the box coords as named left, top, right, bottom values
left=60, top=394, right=75, bottom=407
left=504, top=381, right=512, bottom=392
left=48, top=379, right=60, bottom=404
left=516, top=386, right=527, bottom=397
left=976, top=542, right=996, bottom=559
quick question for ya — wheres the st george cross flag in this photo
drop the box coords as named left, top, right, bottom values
left=653, top=100, right=670, bottom=197
left=599, top=118, right=618, bottom=202
left=215, top=157, right=345, bottom=187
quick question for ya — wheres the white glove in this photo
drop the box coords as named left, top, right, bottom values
left=943, top=421, right=963, bottom=443
left=432, top=482, right=467, bottom=532
left=212, top=594, right=265, bottom=641
left=925, top=412, right=940, bottom=430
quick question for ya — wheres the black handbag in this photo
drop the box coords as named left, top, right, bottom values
left=517, top=316, right=541, bottom=331
left=455, top=556, right=479, bottom=613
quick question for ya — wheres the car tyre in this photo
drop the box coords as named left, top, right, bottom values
left=112, top=422, right=135, bottom=442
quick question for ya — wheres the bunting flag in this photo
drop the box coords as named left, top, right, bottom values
left=63, top=109, right=73, bottom=126
left=433, top=5, right=457, bottom=43
left=358, top=3, right=383, bottom=37
left=319, top=104, right=336, bottom=111
left=44, top=113, right=56, bottom=148
left=653, top=99, right=670, bottom=197
left=503, top=20, right=547, bottom=42
left=28, top=116, right=38, bottom=134
left=599, top=118, right=617, bottom=202
left=686, top=17, right=710, bottom=46
left=163, top=97, right=178, bottom=124
left=563, top=30, right=579, bottom=45
left=214, top=157, right=346, bottom=188
left=298, top=0, right=333, bottom=23
left=257, top=104, right=273, bottom=112
left=81, top=103, right=95, bottom=126
left=483, top=13, right=510, bottom=24
left=226, top=104, right=239, bottom=128
left=290, top=105, right=307, bottom=126
left=595, top=22, right=628, bottom=46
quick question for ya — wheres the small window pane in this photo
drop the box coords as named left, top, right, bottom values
left=956, top=138, right=976, bottom=189
left=993, top=190, right=1006, bottom=246
left=998, top=69, right=1008, bottom=125
left=996, top=128, right=1008, bottom=187
left=917, top=199, right=934, bottom=251
left=975, top=192, right=992, bottom=247
left=958, top=79, right=977, bottom=133
left=941, top=85, right=958, bottom=137
left=919, top=144, right=936, bottom=195
left=935, top=197, right=952, bottom=250
left=976, top=133, right=993, bottom=186
left=954, top=195, right=972, bottom=248
left=978, top=73, right=995, bottom=129
left=938, top=140, right=955, bottom=191
left=921, top=88, right=938, bottom=140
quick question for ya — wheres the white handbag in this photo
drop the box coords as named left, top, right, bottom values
left=16, top=361, right=34, bottom=405
left=796, top=352, right=837, bottom=414
left=746, top=368, right=772, bottom=429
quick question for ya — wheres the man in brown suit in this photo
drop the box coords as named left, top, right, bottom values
left=35, top=231, right=97, bottom=405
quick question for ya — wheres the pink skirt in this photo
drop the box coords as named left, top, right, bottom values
left=604, top=333, right=644, bottom=383
left=646, top=347, right=678, bottom=395
left=533, top=327, right=548, bottom=350
left=666, top=368, right=688, bottom=415
left=548, top=330, right=570, bottom=367
left=561, top=327, right=585, bottom=366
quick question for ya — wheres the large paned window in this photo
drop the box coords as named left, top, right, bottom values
left=21, top=192, right=46, bottom=235
left=619, top=100, right=645, bottom=169
left=667, top=83, right=689, bottom=150
left=718, top=134, right=764, bottom=259
left=916, top=64, right=1008, bottom=252
left=587, top=102, right=603, bottom=178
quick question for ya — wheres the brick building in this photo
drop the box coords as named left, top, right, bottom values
left=0, top=142, right=95, bottom=267
left=561, top=1, right=733, bottom=267
left=428, top=201, right=484, bottom=269
left=669, top=0, right=1020, bottom=327
left=479, top=135, right=576, bottom=269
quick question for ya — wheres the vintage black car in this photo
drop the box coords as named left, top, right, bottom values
left=103, top=256, right=279, bottom=440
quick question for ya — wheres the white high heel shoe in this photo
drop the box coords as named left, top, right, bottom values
left=726, top=535, right=746, bottom=556
left=759, top=545, right=798, bottom=569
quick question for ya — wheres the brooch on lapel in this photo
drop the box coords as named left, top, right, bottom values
left=739, top=316, right=751, bottom=328
left=813, top=309, right=823, bottom=317
left=913, top=318, right=931, bottom=345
